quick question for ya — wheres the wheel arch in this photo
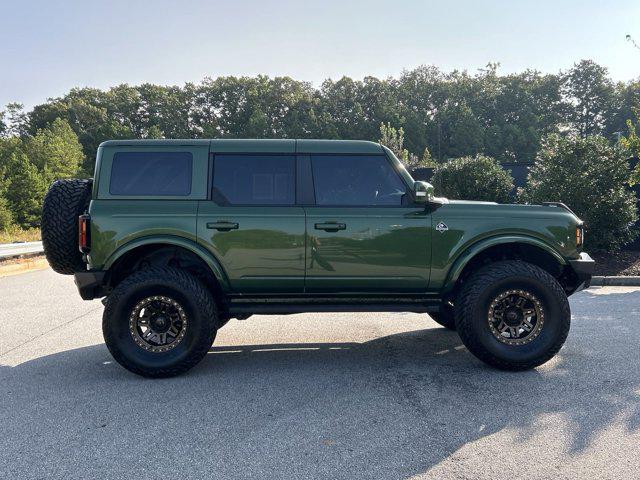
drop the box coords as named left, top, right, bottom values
left=104, top=235, right=230, bottom=293
left=442, top=235, right=567, bottom=296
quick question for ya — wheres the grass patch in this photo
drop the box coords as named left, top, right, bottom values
left=0, top=227, right=41, bottom=244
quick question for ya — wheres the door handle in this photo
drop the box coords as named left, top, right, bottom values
left=206, top=221, right=239, bottom=231
left=314, top=222, right=346, bottom=232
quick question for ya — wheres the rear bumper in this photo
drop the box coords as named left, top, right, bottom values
left=74, top=271, right=109, bottom=300
left=567, top=252, right=595, bottom=294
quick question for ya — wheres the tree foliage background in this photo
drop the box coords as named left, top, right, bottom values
left=522, top=135, right=638, bottom=250
left=0, top=59, right=638, bottom=246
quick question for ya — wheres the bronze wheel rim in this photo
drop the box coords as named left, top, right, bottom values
left=488, top=289, right=544, bottom=346
left=129, top=296, right=188, bottom=353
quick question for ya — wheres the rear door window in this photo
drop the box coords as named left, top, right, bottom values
left=109, top=151, right=193, bottom=196
left=212, top=155, right=295, bottom=205
left=310, top=155, right=407, bottom=206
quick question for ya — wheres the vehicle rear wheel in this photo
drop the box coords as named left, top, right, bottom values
left=430, top=304, right=456, bottom=330
left=455, top=260, right=570, bottom=370
left=103, top=267, right=218, bottom=378
left=41, top=178, right=93, bottom=274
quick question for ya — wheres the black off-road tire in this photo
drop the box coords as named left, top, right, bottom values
left=455, top=260, right=570, bottom=371
left=430, top=305, right=456, bottom=330
left=103, top=267, right=218, bottom=378
left=41, top=178, right=93, bottom=274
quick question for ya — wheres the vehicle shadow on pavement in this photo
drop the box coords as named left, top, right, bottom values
left=1, top=289, right=639, bottom=479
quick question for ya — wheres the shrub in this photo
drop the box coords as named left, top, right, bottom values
left=0, top=226, right=41, bottom=244
left=431, top=154, right=514, bottom=203
left=521, top=134, right=638, bottom=251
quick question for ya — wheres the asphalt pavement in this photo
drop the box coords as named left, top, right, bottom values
left=1, top=268, right=639, bottom=479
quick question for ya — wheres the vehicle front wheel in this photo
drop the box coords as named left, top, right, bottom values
left=103, top=267, right=218, bottom=378
left=455, top=260, right=570, bottom=371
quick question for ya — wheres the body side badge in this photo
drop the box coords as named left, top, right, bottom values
left=435, top=222, right=449, bottom=233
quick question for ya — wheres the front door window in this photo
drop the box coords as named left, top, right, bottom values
left=311, top=155, right=407, bottom=206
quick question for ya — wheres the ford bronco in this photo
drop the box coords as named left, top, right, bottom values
left=41, top=139, right=594, bottom=377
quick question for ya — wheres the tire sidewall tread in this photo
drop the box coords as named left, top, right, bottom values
left=41, top=178, right=93, bottom=275
left=103, top=267, right=218, bottom=378
left=454, top=260, right=571, bottom=371
left=430, top=305, right=457, bottom=330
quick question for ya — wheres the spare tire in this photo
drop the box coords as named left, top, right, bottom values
left=41, top=178, right=93, bottom=275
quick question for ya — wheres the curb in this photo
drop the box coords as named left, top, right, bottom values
left=0, top=254, right=48, bottom=278
left=0, top=252, right=45, bottom=264
left=591, top=276, right=640, bottom=286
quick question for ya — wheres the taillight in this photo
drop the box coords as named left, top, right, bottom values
left=79, top=214, right=91, bottom=253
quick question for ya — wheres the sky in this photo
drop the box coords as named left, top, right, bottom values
left=1, top=0, right=639, bottom=110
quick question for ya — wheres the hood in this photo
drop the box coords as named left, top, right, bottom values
left=442, top=200, right=582, bottom=222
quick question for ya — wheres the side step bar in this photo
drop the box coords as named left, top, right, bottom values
left=226, top=299, right=442, bottom=316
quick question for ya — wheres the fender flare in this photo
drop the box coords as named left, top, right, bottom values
left=103, top=235, right=230, bottom=291
left=442, top=235, right=567, bottom=294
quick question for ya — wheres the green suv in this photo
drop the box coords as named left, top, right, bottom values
left=41, top=139, right=594, bottom=377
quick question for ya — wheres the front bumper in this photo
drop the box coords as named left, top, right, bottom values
left=567, top=252, right=595, bottom=294
left=74, top=271, right=109, bottom=300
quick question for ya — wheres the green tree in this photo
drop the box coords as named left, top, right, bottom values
left=0, top=173, right=12, bottom=229
left=621, top=112, right=640, bottom=185
left=562, top=60, right=615, bottom=137
left=378, top=122, right=427, bottom=169
left=522, top=134, right=637, bottom=250
left=0, top=136, right=23, bottom=173
left=396, top=65, right=446, bottom=158
left=145, top=125, right=164, bottom=139
left=431, top=155, right=514, bottom=203
left=436, top=101, right=485, bottom=158
left=28, top=89, right=133, bottom=172
left=481, top=71, right=564, bottom=162
left=4, top=152, right=47, bottom=228
left=0, top=195, right=12, bottom=230
left=379, top=122, right=408, bottom=160
left=24, top=118, right=84, bottom=181
left=0, top=138, right=24, bottom=221
left=1, top=103, right=29, bottom=138
left=605, top=80, right=640, bottom=138
left=317, top=77, right=367, bottom=139
left=14, top=60, right=637, bottom=167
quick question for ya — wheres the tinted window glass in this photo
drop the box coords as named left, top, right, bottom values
left=110, top=152, right=192, bottom=196
left=311, top=155, right=406, bottom=206
left=213, top=155, right=295, bottom=205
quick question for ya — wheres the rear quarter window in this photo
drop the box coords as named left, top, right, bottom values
left=109, top=151, right=193, bottom=196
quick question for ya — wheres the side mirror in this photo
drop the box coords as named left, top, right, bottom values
left=413, top=181, right=435, bottom=203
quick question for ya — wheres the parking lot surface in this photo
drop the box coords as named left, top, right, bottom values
left=1, top=269, right=639, bottom=479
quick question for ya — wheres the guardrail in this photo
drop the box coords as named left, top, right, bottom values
left=0, top=241, right=44, bottom=260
